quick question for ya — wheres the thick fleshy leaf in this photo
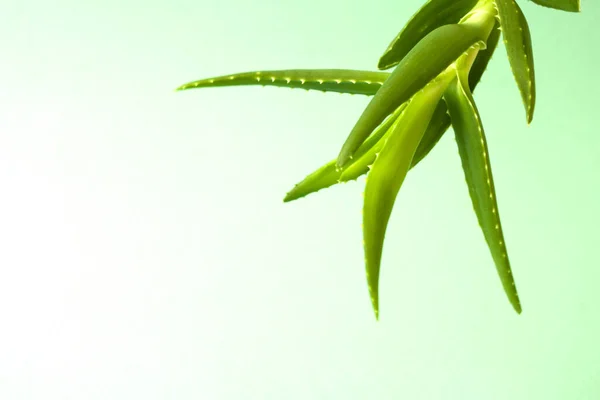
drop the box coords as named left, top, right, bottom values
left=283, top=24, right=502, bottom=203
left=337, top=23, right=488, bottom=168
left=495, top=0, right=536, bottom=123
left=378, top=0, right=478, bottom=70
left=283, top=105, right=406, bottom=202
left=413, top=19, right=502, bottom=166
left=176, top=69, right=389, bottom=95
left=363, top=77, right=450, bottom=319
left=530, top=0, right=580, bottom=12
left=444, top=69, right=522, bottom=314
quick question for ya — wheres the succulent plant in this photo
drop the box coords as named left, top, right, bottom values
left=177, top=0, right=581, bottom=319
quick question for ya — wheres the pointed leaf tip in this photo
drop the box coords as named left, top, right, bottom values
left=177, top=69, right=389, bottom=96
left=530, top=0, right=580, bottom=12
left=362, top=77, right=449, bottom=320
left=282, top=106, right=405, bottom=202
left=444, top=70, right=522, bottom=314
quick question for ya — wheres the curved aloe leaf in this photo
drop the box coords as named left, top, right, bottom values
left=530, top=0, right=580, bottom=12
left=337, top=24, right=488, bottom=168
left=468, top=20, right=501, bottom=90
left=363, top=77, right=450, bottom=319
left=176, top=69, right=389, bottom=96
left=444, top=69, right=522, bottom=314
left=495, top=0, right=536, bottom=123
left=284, top=23, right=502, bottom=203
left=378, top=0, right=478, bottom=70
left=283, top=105, right=406, bottom=202
left=413, top=19, right=501, bottom=166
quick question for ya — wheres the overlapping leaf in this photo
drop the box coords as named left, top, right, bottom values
left=468, top=20, right=501, bottom=91
left=337, top=23, right=488, bottom=168
left=444, top=67, right=522, bottom=313
left=495, top=0, right=536, bottom=123
left=284, top=22, right=502, bottom=202
left=378, top=0, right=479, bottom=70
left=176, top=24, right=500, bottom=204
left=413, top=19, right=502, bottom=166
left=284, top=104, right=406, bottom=202
left=362, top=77, right=450, bottom=318
left=531, top=0, right=580, bottom=12
left=283, top=100, right=444, bottom=202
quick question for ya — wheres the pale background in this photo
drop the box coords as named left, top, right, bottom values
left=1, top=0, right=599, bottom=398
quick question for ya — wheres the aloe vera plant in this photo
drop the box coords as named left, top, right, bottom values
left=177, top=0, right=581, bottom=318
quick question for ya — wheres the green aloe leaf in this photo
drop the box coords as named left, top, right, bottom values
left=412, top=19, right=502, bottom=166
left=468, top=20, right=501, bottom=90
left=284, top=101, right=444, bottom=203
left=444, top=69, right=522, bottom=314
left=283, top=104, right=406, bottom=202
left=378, top=0, right=478, bottom=70
left=337, top=23, right=488, bottom=168
left=363, top=77, right=450, bottom=319
left=338, top=107, right=405, bottom=183
left=284, top=23, right=502, bottom=203
left=176, top=69, right=389, bottom=96
left=530, top=0, right=580, bottom=12
left=282, top=163, right=339, bottom=203
left=495, top=0, right=536, bottom=123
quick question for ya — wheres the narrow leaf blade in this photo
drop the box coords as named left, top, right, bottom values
left=495, top=0, right=536, bottom=123
left=177, top=69, right=389, bottom=96
left=362, top=79, right=447, bottom=319
left=530, top=0, right=580, bottom=12
left=283, top=163, right=340, bottom=203
left=445, top=73, right=522, bottom=314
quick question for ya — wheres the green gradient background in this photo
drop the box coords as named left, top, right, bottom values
left=1, top=0, right=599, bottom=398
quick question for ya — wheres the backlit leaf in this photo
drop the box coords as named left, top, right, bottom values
left=283, top=24, right=502, bottom=202
left=283, top=105, right=406, bottom=202
left=337, top=24, right=488, bottom=168
left=444, top=68, right=522, bottom=313
left=176, top=69, right=389, bottom=96
left=495, top=0, right=536, bottom=123
left=362, top=76, right=449, bottom=318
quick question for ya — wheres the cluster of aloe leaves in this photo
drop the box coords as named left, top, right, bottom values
left=177, top=0, right=581, bottom=319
